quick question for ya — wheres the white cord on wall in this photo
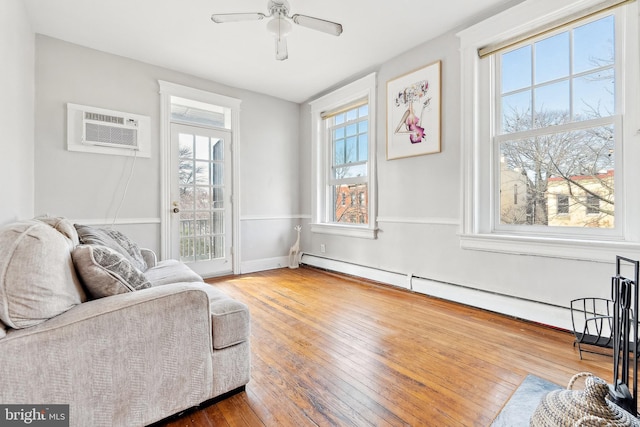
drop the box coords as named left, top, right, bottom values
left=110, top=149, right=138, bottom=228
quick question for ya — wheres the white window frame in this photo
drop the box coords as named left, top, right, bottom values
left=457, top=0, right=640, bottom=262
left=309, top=73, right=378, bottom=239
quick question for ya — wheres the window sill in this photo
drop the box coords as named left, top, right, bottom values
left=310, top=223, right=378, bottom=239
left=459, top=233, right=640, bottom=263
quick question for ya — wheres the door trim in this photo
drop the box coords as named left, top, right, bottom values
left=159, top=81, right=242, bottom=274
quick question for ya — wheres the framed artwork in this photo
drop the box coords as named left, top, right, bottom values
left=386, top=60, right=441, bottom=160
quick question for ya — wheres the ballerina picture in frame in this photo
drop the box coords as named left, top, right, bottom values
left=386, top=60, right=441, bottom=160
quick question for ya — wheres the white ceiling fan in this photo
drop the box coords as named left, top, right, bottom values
left=211, top=0, right=343, bottom=61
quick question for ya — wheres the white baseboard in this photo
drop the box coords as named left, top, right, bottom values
left=300, top=253, right=572, bottom=331
left=241, top=256, right=291, bottom=274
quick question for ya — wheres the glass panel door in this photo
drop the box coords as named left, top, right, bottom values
left=170, top=123, right=232, bottom=276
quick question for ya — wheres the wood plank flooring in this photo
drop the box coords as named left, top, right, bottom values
left=159, top=266, right=612, bottom=426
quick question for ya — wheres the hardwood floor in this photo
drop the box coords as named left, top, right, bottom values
left=159, top=266, right=611, bottom=426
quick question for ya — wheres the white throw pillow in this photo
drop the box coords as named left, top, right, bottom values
left=0, top=220, right=86, bottom=329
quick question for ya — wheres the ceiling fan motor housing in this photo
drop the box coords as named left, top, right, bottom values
left=267, top=0, right=290, bottom=17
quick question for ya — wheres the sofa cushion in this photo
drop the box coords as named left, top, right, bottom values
left=72, top=245, right=151, bottom=299
left=36, top=216, right=80, bottom=247
left=191, top=283, right=250, bottom=349
left=210, top=298, right=251, bottom=349
left=74, top=224, right=147, bottom=271
left=0, top=220, right=86, bottom=329
left=144, top=259, right=203, bottom=286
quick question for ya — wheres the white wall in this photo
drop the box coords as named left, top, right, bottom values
left=0, top=0, right=35, bottom=225
left=299, top=29, right=626, bottom=329
left=34, top=36, right=300, bottom=268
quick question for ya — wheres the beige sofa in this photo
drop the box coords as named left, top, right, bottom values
left=0, top=218, right=250, bottom=427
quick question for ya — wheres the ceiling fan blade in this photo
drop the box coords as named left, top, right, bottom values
left=291, top=14, right=343, bottom=36
left=211, top=13, right=266, bottom=24
left=275, top=36, right=288, bottom=61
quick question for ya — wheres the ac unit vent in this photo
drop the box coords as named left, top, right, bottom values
left=85, top=123, right=137, bottom=148
left=85, top=112, right=125, bottom=125
left=82, top=110, right=139, bottom=150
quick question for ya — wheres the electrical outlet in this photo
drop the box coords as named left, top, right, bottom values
left=320, top=244, right=326, bottom=253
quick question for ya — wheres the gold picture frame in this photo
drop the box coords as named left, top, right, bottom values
left=386, top=60, right=442, bottom=160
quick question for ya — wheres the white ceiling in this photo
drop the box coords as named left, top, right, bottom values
left=23, top=0, right=514, bottom=103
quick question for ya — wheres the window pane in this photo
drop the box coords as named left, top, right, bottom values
left=502, top=91, right=532, bottom=132
left=212, top=236, right=224, bottom=259
left=195, top=161, right=210, bottom=185
left=195, top=215, right=210, bottom=235
left=346, top=136, right=357, bottom=163
left=335, top=138, right=345, bottom=165
left=331, top=183, right=368, bottom=224
left=534, top=80, right=570, bottom=127
left=212, top=210, right=224, bottom=234
left=195, top=136, right=210, bottom=160
left=195, top=236, right=211, bottom=261
left=346, top=123, right=357, bottom=137
left=557, top=195, right=569, bottom=214
left=501, top=45, right=532, bottom=93
left=178, top=134, right=193, bottom=158
left=334, top=127, right=345, bottom=139
left=499, top=125, right=614, bottom=228
left=346, top=108, right=358, bottom=121
left=359, top=105, right=369, bottom=117
left=334, top=113, right=345, bottom=125
left=573, top=69, right=615, bottom=120
left=195, top=187, right=210, bottom=210
left=358, top=135, right=368, bottom=162
left=535, top=32, right=570, bottom=84
left=212, top=139, right=223, bottom=161
left=179, top=186, right=194, bottom=209
left=574, top=15, right=615, bottom=74
left=179, top=159, right=195, bottom=185
left=333, top=164, right=367, bottom=180
left=212, top=187, right=224, bottom=209
left=212, top=162, right=223, bottom=186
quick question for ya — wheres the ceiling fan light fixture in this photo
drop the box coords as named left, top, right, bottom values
left=275, top=36, right=288, bottom=61
left=266, top=15, right=292, bottom=61
left=266, top=15, right=292, bottom=38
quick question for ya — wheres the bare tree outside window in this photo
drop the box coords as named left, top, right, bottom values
left=498, top=14, right=616, bottom=229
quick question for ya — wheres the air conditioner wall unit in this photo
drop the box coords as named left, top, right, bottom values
left=67, top=103, right=151, bottom=158
left=83, top=111, right=139, bottom=150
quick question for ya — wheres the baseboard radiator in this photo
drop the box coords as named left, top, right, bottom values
left=300, top=253, right=572, bottom=331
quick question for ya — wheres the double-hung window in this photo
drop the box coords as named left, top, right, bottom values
left=327, top=100, right=369, bottom=224
left=496, top=13, right=617, bottom=232
left=458, top=0, right=640, bottom=261
left=310, top=73, right=377, bottom=239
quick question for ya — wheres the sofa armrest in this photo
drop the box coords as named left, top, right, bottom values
left=0, top=283, right=215, bottom=427
left=140, top=247, right=157, bottom=268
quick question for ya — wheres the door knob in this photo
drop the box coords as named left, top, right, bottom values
left=173, top=207, right=180, bottom=213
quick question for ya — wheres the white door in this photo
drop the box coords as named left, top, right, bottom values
left=170, top=123, right=232, bottom=276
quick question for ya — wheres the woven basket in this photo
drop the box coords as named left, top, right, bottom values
left=530, top=372, right=640, bottom=427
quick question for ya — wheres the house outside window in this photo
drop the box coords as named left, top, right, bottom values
left=310, top=73, right=377, bottom=239
left=458, top=0, right=640, bottom=262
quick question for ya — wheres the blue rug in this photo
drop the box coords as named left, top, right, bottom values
left=491, top=374, right=563, bottom=426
